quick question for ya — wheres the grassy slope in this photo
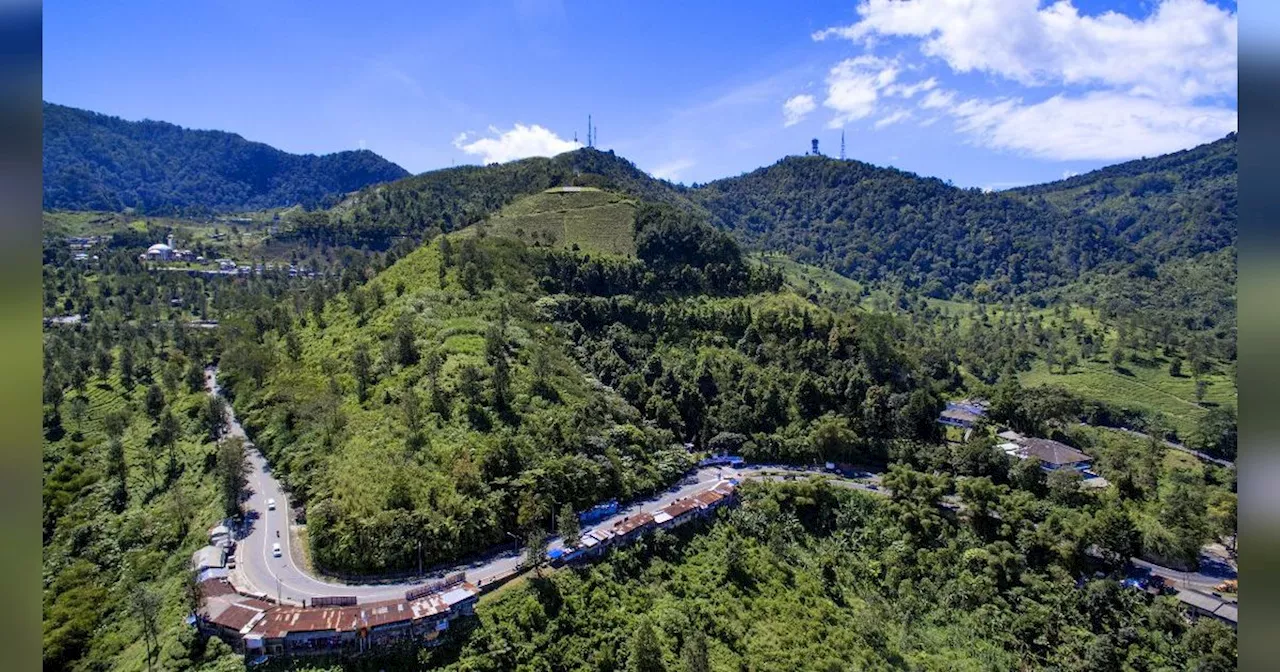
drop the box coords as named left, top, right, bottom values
left=250, top=232, right=678, bottom=564
left=43, top=366, right=235, bottom=670
left=763, top=253, right=1234, bottom=437
left=467, top=188, right=639, bottom=257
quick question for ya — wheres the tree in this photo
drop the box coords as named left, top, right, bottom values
left=681, top=627, right=709, bottom=672
left=67, top=395, right=89, bottom=433
left=201, top=395, right=229, bottom=442
left=184, top=361, right=205, bottom=393
left=1008, top=456, right=1047, bottom=496
left=284, top=330, right=302, bottom=362
left=154, top=410, right=181, bottom=479
left=557, top=505, right=581, bottom=546
left=628, top=616, right=666, bottom=672
left=1110, top=346, right=1125, bottom=370
left=214, top=437, right=249, bottom=518
left=1091, top=506, right=1139, bottom=568
left=393, top=314, right=418, bottom=366
left=129, top=584, right=162, bottom=672
left=1190, top=405, right=1236, bottom=460
left=522, top=529, right=548, bottom=574
left=1046, top=468, right=1083, bottom=506
left=143, top=383, right=166, bottom=419
left=106, top=436, right=128, bottom=512
left=352, top=343, right=373, bottom=402
left=120, top=347, right=135, bottom=390
left=95, top=348, right=113, bottom=379
left=809, top=413, right=858, bottom=462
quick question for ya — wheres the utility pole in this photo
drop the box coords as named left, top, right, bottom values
left=840, top=130, right=846, bottom=160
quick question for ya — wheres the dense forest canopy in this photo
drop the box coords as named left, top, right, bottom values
left=43, top=102, right=409, bottom=214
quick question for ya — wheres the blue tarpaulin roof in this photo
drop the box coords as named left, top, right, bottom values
left=547, top=548, right=566, bottom=559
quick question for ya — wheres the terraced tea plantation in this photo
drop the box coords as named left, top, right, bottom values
left=477, top=187, right=639, bottom=257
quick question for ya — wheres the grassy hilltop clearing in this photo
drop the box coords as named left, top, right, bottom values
left=464, top=187, right=640, bottom=257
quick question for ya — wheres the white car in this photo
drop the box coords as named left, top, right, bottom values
left=272, top=543, right=282, bottom=558
left=267, top=498, right=276, bottom=511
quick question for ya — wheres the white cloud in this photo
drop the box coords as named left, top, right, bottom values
left=782, top=94, right=817, bottom=127
left=885, top=77, right=938, bottom=99
left=453, top=123, right=581, bottom=164
left=927, top=88, right=1236, bottom=161
left=650, top=158, right=696, bottom=181
left=920, top=89, right=955, bottom=110
left=814, top=0, right=1236, bottom=102
left=823, top=56, right=899, bottom=127
left=873, top=109, right=912, bottom=129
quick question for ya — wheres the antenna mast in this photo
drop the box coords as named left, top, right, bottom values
left=587, top=114, right=593, bottom=148
left=840, top=131, right=846, bottom=160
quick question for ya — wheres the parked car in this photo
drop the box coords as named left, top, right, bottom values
left=267, top=498, right=276, bottom=511
left=272, top=543, right=282, bottom=558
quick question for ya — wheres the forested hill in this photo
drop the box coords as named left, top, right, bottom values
left=42, top=102, right=409, bottom=213
left=693, top=156, right=1104, bottom=299
left=1012, top=133, right=1236, bottom=260
left=294, top=147, right=697, bottom=243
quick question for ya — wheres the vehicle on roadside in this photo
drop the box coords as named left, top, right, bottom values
left=1216, top=579, right=1237, bottom=593
left=267, top=498, right=276, bottom=510
left=272, top=543, right=282, bottom=557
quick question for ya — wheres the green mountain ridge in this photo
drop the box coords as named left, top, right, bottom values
left=42, top=102, right=410, bottom=213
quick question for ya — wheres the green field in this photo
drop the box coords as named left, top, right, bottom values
left=473, top=187, right=639, bottom=256
left=1021, top=355, right=1234, bottom=439
left=760, top=253, right=1235, bottom=439
left=759, top=254, right=865, bottom=298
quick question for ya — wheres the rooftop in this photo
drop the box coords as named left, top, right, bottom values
left=1177, top=589, right=1225, bottom=613
left=1020, top=438, right=1091, bottom=466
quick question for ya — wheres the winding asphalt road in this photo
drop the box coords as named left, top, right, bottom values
left=206, top=368, right=1232, bottom=607
left=207, top=367, right=825, bottom=604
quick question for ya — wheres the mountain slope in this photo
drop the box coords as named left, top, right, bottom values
left=217, top=198, right=939, bottom=574
left=288, top=147, right=698, bottom=243
left=42, top=102, right=409, bottom=213
left=692, top=155, right=1105, bottom=299
left=1013, top=133, right=1236, bottom=260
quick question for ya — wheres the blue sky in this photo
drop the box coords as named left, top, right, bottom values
left=43, top=0, right=1237, bottom=189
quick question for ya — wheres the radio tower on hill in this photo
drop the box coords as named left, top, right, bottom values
left=840, top=130, right=846, bottom=160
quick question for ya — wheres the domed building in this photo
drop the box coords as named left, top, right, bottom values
left=144, top=242, right=174, bottom=260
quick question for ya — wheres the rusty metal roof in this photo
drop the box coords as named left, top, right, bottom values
left=612, top=512, right=654, bottom=536
left=209, top=604, right=265, bottom=631
left=661, top=497, right=699, bottom=518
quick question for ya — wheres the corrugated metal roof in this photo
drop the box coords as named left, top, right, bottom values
left=613, top=512, right=654, bottom=536
left=209, top=604, right=265, bottom=631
